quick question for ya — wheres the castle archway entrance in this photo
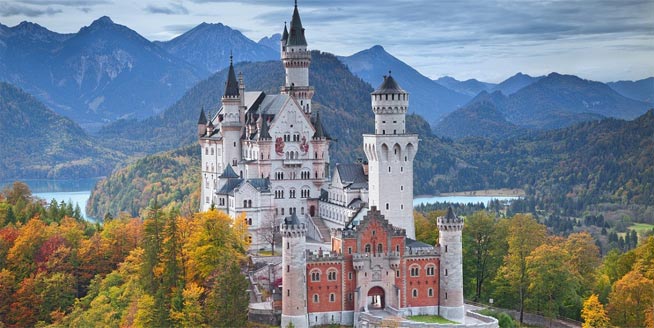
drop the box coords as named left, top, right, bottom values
left=309, top=206, right=315, bottom=217
left=367, top=286, right=385, bottom=310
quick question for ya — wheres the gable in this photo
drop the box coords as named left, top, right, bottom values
left=269, top=96, right=315, bottom=137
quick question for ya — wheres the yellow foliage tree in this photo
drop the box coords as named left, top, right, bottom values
left=607, top=269, right=654, bottom=327
left=581, top=294, right=609, bottom=328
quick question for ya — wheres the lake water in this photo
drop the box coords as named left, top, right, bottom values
left=413, top=195, right=520, bottom=207
left=0, top=178, right=102, bottom=221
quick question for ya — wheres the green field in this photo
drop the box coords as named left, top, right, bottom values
left=630, top=223, right=654, bottom=234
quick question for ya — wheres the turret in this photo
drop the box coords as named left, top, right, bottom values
left=280, top=22, right=289, bottom=54
left=363, top=74, right=418, bottom=239
left=437, top=207, right=465, bottom=322
left=281, top=0, right=314, bottom=114
left=220, top=54, right=243, bottom=170
left=198, top=108, right=208, bottom=137
left=280, top=213, right=308, bottom=328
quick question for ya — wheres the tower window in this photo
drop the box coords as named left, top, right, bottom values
left=329, top=293, right=335, bottom=302
left=365, top=244, right=371, bottom=253
left=428, top=288, right=434, bottom=297
left=386, top=203, right=389, bottom=210
left=313, top=294, right=319, bottom=303
left=412, top=289, right=418, bottom=297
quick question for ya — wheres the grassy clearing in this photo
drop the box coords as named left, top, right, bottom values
left=407, top=315, right=458, bottom=324
left=630, top=223, right=654, bottom=234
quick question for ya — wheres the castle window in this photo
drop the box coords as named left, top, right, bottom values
left=396, top=245, right=400, bottom=252
left=383, top=130, right=386, bottom=134
left=287, top=289, right=290, bottom=296
left=445, top=245, right=448, bottom=253
left=205, top=196, right=209, bottom=204
left=211, top=148, right=214, bottom=155
left=388, top=167, right=391, bottom=173
left=445, top=292, right=448, bottom=300
left=311, top=270, right=321, bottom=282
left=287, top=242, right=289, bottom=249
left=348, top=247, right=352, bottom=255
left=445, top=269, right=448, bottom=276
left=289, top=189, right=296, bottom=198
left=377, top=244, right=383, bottom=254
left=386, top=203, right=389, bottom=210
left=396, top=270, right=400, bottom=277
left=348, top=293, right=353, bottom=301
left=329, top=293, right=335, bottom=302
left=365, top=244, right=371, bottom=253
left=372, top=230, right=376, bottom=236
left=313, top=294, right=319, bottom=303
left=233, top=142, right=236, bottom=147
left=412, top=289, right=418, bottom=298
left=410, top=265, right=419, bottom=277
left=428, top=288, right=434, bottom=297
left=426, top=266, right=435, bottom=276
left=348, top=272, right=352, bottom=280
left=287, top=265, right=290, bottom=272
left=205, top=147, right=209, bottom=155
left=328, top=270, right=337, bottom=281
left=247, top=218, right=252, bottom=226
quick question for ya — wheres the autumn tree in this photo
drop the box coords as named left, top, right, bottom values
left=526, top=243, right=580, bottom=320
left=581, top=294, right=609, bottom=328
left=607, top=269, right=654, bottom=327
left=414, top=210, right=442, bottom=246
left=495, top=213, right=546, bottom=323
left=565, top=232, right=601, bottom=293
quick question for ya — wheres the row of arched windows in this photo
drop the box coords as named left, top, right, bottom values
left=408, top=264, right=437, bottom=277
left=309, top=268, right=338, bottom=282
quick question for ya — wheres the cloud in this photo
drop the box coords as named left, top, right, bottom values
left=145, top=2, right=189, bottom=15
left=20, top=0, right=111, bottom=6
left=0, top=3, right=62, bottom=17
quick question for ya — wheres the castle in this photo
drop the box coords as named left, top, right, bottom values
left=197, top=2, right=471, bottom=326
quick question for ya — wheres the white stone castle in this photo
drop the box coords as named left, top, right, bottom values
left=197, top=2, right=418, bottom=247
left=197, top=2, right=494, bottom=327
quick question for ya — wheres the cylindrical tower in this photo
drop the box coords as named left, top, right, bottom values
left=280, top=214, right=308, bottom=328
left=437, top=207, right=465, bottom=322
left=363, top=73, right=419, bottom=239
left=220, top=56, right=243, bottom=171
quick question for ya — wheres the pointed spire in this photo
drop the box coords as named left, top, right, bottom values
left=312, top=110, right=329, bottom=139
left=372, top=73, right=406, bottom=95
left=198, top=107, right=208, bottom=125
left=287, top=0, right=307, bottom=46
left=281, top=21, right=289, bottom=42
left=259, top=116, right=271, bottom=140
left=224, top=52, right=239, bottom=97
left=220, top=165, right=240, bottom=179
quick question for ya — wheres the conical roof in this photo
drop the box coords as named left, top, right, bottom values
left=281, top=22, right=289, bottom=43
left=219, top=165, right=239, bottom=179
left=259, top=116, right=271, bottom=140
left=198, top=108, right=208, bottom=125
left=224, top=55, right=239, bottom=97
left=372, top=72, right=406, bottom=95
left=312, top=110, right=329, bottom=139
left=287, top=2, right=307, bottom=46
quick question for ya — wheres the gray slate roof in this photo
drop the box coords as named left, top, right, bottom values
left=372, top=74, right=406, bottom=95
left=336, top=163, right=368, bottom=189
left=287, top=4, right=307, bottom=46
left=224, top=58, right=239, bottom=97
left=219, top=165, right=240, bottom=179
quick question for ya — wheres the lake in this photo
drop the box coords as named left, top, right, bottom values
left=0, top=178, right=103, bottom=221
left=413, top=195, right=520, bottom=207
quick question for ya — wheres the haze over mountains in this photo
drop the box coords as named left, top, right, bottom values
left=0, top=16, right=652, bottom=180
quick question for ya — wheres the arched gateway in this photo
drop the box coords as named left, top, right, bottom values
left=367, top=286, right=385, bottom=310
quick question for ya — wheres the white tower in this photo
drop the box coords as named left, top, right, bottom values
left=363, top=73, right=419, bottom=239
left=280, top=214, right=308, bottom=328
left=220, top=56, right=243, bottom=171
left=437, top=207, right=465, bottom=322
left=280, top=0, right=314, bottom=114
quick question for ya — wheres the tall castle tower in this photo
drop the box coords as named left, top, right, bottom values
left=281, top=214, right=308, bottom=328
left=437, top=208, right=465, bottom=322
left=220, top=56, right=243, bottom=170
left=280, top=0, right=314, bottom=114
left=362, top=74, right=419, bottom=239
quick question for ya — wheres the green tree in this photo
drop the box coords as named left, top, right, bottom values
left=205, top=262, right=249, bottom=327
left=462, top=211, right=506, bottom=301
left=526, top=244, right=580, bottom=320
left=495, top=214, right=546, bottom=323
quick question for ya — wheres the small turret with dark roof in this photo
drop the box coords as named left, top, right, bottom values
left=197, top=108, right=208, bottom=136
left=281, top=22, right=289, bottom=44
left=312, top=110, right=329, bottom=139
left=223, top=55, right=239, bottom=98
left=287, top=0, right=307, bottom=47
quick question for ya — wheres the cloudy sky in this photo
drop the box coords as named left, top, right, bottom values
left=1, top=0, right=652, bottom=83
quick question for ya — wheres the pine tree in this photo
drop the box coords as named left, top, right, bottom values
left=205, top=262, right=249, bottom=327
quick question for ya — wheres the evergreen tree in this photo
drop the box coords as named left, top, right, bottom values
left=205, top=262, right=249, bottom=327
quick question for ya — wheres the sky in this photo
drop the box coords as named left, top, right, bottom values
left=1, top=0, right=652, bottom=83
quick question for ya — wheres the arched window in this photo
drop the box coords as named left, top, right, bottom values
left=377, top=244, right=383, bottom=254
left=329, top=293, right=335, bottom=302
left=412, top=289, right=418, bottom=297
left=327, top=269, right=337, bottom=281
left=426, top=265, right=435, bottom=276
left=313, top=294, right=319, bottom=303
left=364, top=244, right=371, bottom=253
left=428, top=288, right=434, bottom=297
left=410, top=265, right=420, bottom=277
left=311, top=270, right=321, bottom=282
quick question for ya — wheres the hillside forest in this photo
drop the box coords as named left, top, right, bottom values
left=1, top=183, right=653, bottom=327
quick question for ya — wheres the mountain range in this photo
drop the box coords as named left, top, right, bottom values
left=338, top=45, right=470, bottom=122
left=434, top=73, right=652, bottom=138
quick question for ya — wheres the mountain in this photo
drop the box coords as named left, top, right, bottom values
left=258, top=33, right=282, bottom=54
left=502, top=73, right=650, bottom=129
left=156, top=23, right=279, bottom=73
left=607, top=77, right=654, bottom=104
left=339, top=45, right=470, bottom=122
left=434, top=76, right=496, bottom=97
left=491, top=72, right=542, bottom=95
left=0, top=17, right=207, bottom=129
left=432, top=100, right=521, bottom=139
left=0, top=82, right=123, bottom=180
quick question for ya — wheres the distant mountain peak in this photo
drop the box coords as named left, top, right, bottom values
left=370, top=45, right=386, bottom=52
left=92, top=16, right=115, bottom=26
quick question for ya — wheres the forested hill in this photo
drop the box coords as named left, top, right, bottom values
left=0, top=82, right=123, bottom=180
left=433, top=109, right=654, bottom=209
